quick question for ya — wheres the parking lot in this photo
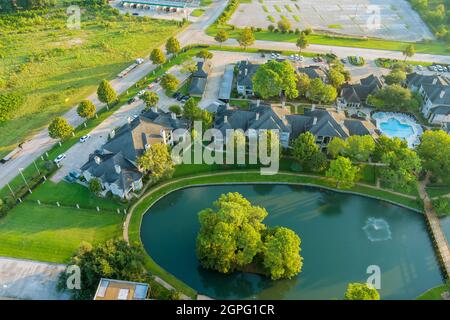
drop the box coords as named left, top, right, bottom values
left=50, top=64, right=189, bottom=183
left=229, top=0, right=434, bottom=42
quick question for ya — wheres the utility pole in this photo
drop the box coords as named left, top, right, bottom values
left=19, top=168, right=32, bottom=194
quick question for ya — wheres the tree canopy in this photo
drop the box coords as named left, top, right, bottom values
left=160, top=73, right=179, bottom=92
left=237, top=27, right=255, bottom=49
left=97, top=80, right=117, bottom=106
left=327, top=136, right=375, bottom=162
left=77, top=100, right=96, bottom=119
left=326, top=156, right=359, bottom=189
left=58, top=240, right=148, bottom=300
left=292, top=132, right=320, bottom=165
left=137, top=142, right=174, bottom=182
left=141, top=91, right=159, bottom=109
left=196, top=49, right=213, bottom=61
left=214, top=29, right=229, bottom=45
left=344, top=283, right=380, bottom=300
left=307, top=78, right=337, bottom=103
left=150, top=48, right=166, bottom=65
left=252, top=60, right=298, bottom=99
left=165, top=36, right=180, bottom=55
left=196, top=193, right=302, bottom=280
left=48, top=117, right=74, bottom=140
left=367, top=85, right=420, bottom=112
left=417, top=130, right=450, bottom=184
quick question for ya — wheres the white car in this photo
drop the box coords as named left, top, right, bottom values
left=138, top=90, right=146, bottom=96
left=136, top=58, right=145, bottom=65
left=79, top=134, right=91, bottom=143
left=54, top=154, right=66, bottom=164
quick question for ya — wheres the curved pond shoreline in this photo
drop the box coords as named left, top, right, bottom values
left=137, top=183, right=443, bottom=300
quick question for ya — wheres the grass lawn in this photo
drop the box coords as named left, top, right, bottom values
left=0, top=202, right=123, bottom=263
left=416, top=284, right=450, bottom=300
left=0, top=5, right=181, bottom=158
left=191, top=9, right=205, bottom=17
left=426, top=186, right=450, bottom=198
left=26, top=181, right=126, bottom=212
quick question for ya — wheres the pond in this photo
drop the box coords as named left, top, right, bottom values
left=140, top=184, right=444, bottom=300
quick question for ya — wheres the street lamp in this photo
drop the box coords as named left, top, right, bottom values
left=19, top=168, right=32, bottom=194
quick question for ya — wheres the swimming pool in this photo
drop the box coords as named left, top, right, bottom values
left=379, top=118, right=415, bottom=139
left=372, top=112, right=423, bottom=147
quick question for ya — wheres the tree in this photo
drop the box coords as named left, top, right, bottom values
left=196, top=192, right=267, bottom=274
left=345, top=135, right=376, bottom=162
left=296, top=33, right=308, bottom=53
left=296, top=73, right=311, bottom=97
left=344, top=283, right=380, bottom=300
left=327, top=137, right=347, bottom=159
left=150, top=48, right=166, bottom=65
left=417, top=130, right=450, bottom=184
left=328, top=68, right=346, bottom=88
left=196, top=192, right=302, bottom=280
left=137, top=142, right=174, bottom=182
left=263, top=227, right=303, bottom=280
left=432, top=197, right=449, bottom=217
left=237, top=27, right=255, bottom=50
left=367, top=85, right=419, bottom=112
left=141, top=91, right=159, bottom=109
left=58, top=240, right=148, bottom=300
left=160, top=73, right=179, bottom=92
left=252, top=60, right=298, bottom=99
left=403, top=44, right=415, bottom=62
left=384, top=69, right=407, bottom=85
left=326, top=156, right=359, bottom=189
left=77, top=100, right=96, bottom=119
left=252, top=66, right=282, bottom=99
left=214, top=29, right=229, bottom=46
left=97, top=80, right=117, bottom=107
left=165, top=36, right=180, bottom=55
left=277, top=18, right=291, bottom=32
left=196, top=49, right=213, bottom=61
left=48, top=117, right=74, bottom=140
left=379, top=141, right=421, bottom=191
left=89, top=178, right=102, bottom=195
left=309, top=151, right=328, bottom=173
left=292, top=132, right=319, bottom=165
left=307, top=78, right=337, bottom=104
left=169, top=104, right=182, bottom=115
left=180, top=59, right=198, bottom=74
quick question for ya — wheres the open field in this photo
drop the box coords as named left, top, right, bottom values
left=229, top=0, right=434, bottom=42
left=0, top=203, right=123, bottom=263
left=0, top=4, right=180, bottom=158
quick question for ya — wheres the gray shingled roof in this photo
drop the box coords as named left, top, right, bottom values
left=236, top=60, right=260, bottom=90
left=422, top=84, right=450, bottom=106
left=192, top=61, right=211, bottom=78
left=340, top=75, right=382, bottom=104
left=218, top=65, right=234, bottom=101
left=298, top=65, right=327, bottom=80
left=406, top=73, right=449, bottom=88
left=430, top=105, right=450, bottom=115
left=81, top=151, right=142, bottom=192
left=189, top=77, right=207, bottom=96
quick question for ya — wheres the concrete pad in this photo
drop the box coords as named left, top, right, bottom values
left=0, top=257, right=70, bottom=300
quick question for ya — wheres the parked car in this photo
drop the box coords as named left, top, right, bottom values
left=135, top=58, right=144, bottom=65
left=138, top=90, right=146, bottom=96
left=69, top=171, right=81, bottom=180
left=128, top=97, right=137, bottom=104
left=132, top=13, right=139, bottom=16
left=79, top=134, right=90, bottom=143
left=173, top=92, right=181, bottom=99
left=54, top=154, right=66, bottom=164
left=64, top=175, right=76, bottom=183
left=147, top=83, right=155, bottom=90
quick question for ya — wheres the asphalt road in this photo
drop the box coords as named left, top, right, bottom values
left=1, top=0, right=450, bottom=189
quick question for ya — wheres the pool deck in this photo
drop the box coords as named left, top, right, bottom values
left=419, top=174, right=450, bottom=280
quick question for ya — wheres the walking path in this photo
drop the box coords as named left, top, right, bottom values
left=418, top=173, right=450, bottom=280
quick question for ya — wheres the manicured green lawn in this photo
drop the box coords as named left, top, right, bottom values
left=26, top=181, right=126, bottom=212
left=416, top=284, right=450, bottom=300
left=0, top=202, right=123, bottom=263
left=0, top=6, right=181, bottom=158
left=191, top=9, right=205, bottom=17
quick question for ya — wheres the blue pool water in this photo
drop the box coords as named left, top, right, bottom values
left=379, top=118, right=414, bottom=139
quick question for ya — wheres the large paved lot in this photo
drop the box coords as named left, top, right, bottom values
left=0, top=257, right=70, bottom=300
left=229, top=0, right=434, bottom=42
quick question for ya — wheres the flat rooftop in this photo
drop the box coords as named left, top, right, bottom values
left=94, top=278, right=149, bottom=300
